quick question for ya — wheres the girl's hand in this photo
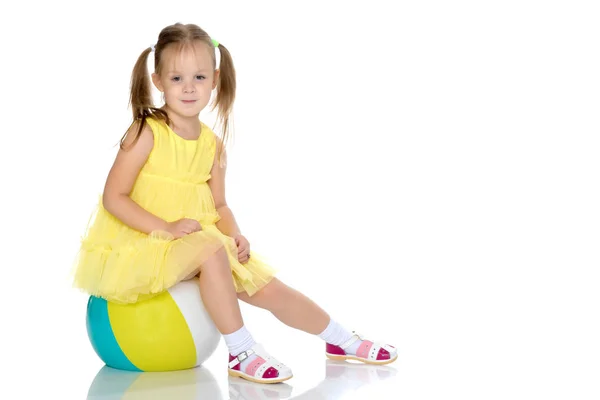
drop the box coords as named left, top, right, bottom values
left=234, top=234, right=251, bottom=264
left=166, top=218, right=202, bottom=239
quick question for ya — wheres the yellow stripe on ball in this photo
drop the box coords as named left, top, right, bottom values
left=108, top=290, right=196, bottom=371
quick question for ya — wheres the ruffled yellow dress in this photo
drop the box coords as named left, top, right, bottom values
left=72, top=117, right=276, bottom=304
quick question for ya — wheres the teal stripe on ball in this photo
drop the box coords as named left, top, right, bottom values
left=86, top=296, right=141, bottom=372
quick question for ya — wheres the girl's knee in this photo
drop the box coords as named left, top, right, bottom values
left=200, top=245, right=229, bottom=272
left=256, top=279, right=286, bottom=304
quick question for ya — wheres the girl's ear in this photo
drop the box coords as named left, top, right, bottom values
left=212, top=69, right=220, bottom=90
left=151, top=73, right=164, bottom=92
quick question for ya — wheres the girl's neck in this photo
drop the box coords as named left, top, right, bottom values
left=163, top=106, right=201, bottom=138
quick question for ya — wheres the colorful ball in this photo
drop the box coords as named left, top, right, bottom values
left=86, top=279, right=220, bottom=372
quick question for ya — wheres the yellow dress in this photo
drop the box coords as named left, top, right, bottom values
left=72, top=117, right=276, bottom=304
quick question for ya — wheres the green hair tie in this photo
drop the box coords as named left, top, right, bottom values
left=211, top=38, right=219, bottom=48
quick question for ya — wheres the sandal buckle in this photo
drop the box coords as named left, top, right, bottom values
left=237, top=351, right=248, bottom=362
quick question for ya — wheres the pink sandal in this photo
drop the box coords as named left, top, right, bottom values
left=326, top=332, right=398, bottom=365
left=228, top=344, right=293, bottom=384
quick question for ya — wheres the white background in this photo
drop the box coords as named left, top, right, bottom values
left=1, top=0, right=599, bottom=399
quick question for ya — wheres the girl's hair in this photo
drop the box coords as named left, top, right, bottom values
left=122, top=22, right=235, bottom=165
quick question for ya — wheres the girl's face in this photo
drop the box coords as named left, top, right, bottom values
left=152, top=41, right=219, bottom=119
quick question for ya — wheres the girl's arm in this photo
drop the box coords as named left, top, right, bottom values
left=208, top=137, right=241, bottom=238
left=102, top=122, right=169, bottom=234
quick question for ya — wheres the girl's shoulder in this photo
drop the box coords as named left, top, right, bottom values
left=145, top=116, right=169, bottom=137
left=121, top=118, right=155, bottom=151
left=199, top=121, right=219, bottom=141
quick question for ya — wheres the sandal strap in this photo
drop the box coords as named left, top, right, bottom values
left=228, top=348, right=256, bottom=369
left=339, top=331, right=363, bottom=350
left=252, top=344, right=287, bottom=370
left=363, top=342, right=395, bottom=361
left=252, top=358, right=278, bottom=378
left=228, top=344, right=288, bottom=374
left=370, top=341, right=394, bottom=352
left=380, top=343, right=395, bottom=352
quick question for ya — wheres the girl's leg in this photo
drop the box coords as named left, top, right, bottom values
left=197, top=248, right=292, bottom=381
left=237, top=278, right=330, bottom=334
left=238, top=278, right=355, bottom=347
left=196, top=246, right=243, bottom=334
left=196, top=247, right=256, bottom=361
left=239, top=278, right=397, bottom=364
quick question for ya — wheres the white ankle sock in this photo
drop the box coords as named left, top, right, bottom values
left=223, top=325, right=258, bottom=370
left=317, top=319, right=363, bottom=354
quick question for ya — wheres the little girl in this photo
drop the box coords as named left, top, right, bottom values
left=73, top=22, right=397, bottom=384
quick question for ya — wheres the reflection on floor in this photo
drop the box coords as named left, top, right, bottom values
left=87, top=359, right=397, bottom=399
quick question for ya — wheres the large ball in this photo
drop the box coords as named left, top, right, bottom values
left=86, top=279, right=219, bottom=372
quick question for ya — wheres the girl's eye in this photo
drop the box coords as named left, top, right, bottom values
left=171, top=76, right=181, bottom=82
left=196, top=75, right=205, bottom=80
